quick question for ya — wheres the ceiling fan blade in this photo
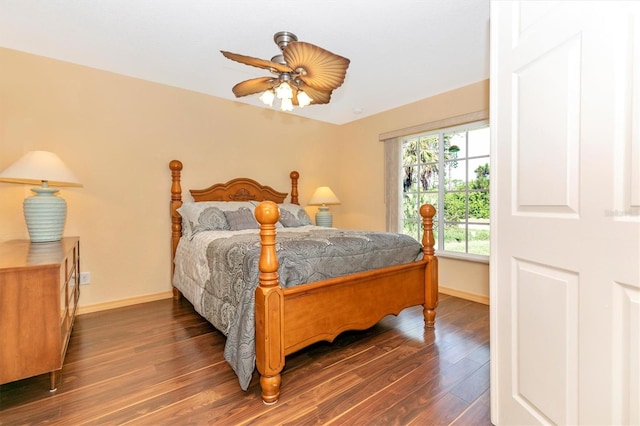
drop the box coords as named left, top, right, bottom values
left=231, top=77, right=277, bottom=97
left=221, top=51, right=293, bottom=74
left=284, top=42, right=350, bottom=91
left=297, top=84, right=332, bottom=105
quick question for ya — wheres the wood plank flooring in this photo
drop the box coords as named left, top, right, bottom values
left=0, top=294, right=491, bottom=425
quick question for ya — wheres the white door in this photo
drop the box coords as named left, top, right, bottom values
left=490, top=1, right=640, bottom=425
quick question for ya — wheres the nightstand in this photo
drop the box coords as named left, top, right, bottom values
left=0, top=237, right=80, bottom=391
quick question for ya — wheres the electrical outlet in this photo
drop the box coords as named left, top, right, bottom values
left=79, top=272, right=91, bottom=285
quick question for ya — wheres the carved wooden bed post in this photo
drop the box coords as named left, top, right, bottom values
left=254, top=201, right=284, bottom=404
left=169, top=160, right=184, bottom=300
left=289, top=171, right=299, bottom=205
left=420, top=204, right=438, bottom=327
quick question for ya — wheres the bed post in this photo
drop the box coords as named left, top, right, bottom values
left=254, top=201, right=284, bottom=404
left=420, top=204, right=439, bottom=327
left=169, top=160, right=184, bottom=300
left=289, top=171, right=299, bottom=205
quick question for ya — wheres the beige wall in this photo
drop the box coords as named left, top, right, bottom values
left=0, top=47, right=490, bottom=309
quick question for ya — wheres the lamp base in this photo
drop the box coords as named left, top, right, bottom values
left=315, top=205, right=333, bottom=227
left=23, top=187, right=67, bottom=243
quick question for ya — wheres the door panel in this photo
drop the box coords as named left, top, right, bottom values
left=513, top=259, right=579, bottom=424
left=491, top=1, right=640, bottom=424
left=514, top=32, right=581, bottom=214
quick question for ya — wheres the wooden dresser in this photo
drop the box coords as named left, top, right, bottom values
left=0, top=237, right=80, bottom=391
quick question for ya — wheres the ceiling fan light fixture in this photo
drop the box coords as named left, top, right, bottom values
left=258, top=89, right=275, bottom=106
left=221, top=31, right=350, bottom=113
left=280, top=97, right=294, bottom=112
left=275, top=82, right=293, bottom=100
left=297, top=90, right=312, bottom=108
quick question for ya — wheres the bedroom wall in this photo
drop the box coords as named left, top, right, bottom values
left=0, top=47, right=490, bottom=310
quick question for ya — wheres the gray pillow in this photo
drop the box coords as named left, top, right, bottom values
left=178, top=206, right=230, bottom=239
left=193, top=206, right=229, bottom=232
left=178, top=201, right=255, bottom=238
left=279, top=209, right=301, bottom=227
left=277, top=203, right=313, bottom=227
left=224, top=207, right=259, bottom=231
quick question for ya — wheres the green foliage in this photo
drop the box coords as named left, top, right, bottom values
left=443, top=191, right=465, bottom=222
left=401, top=134, right=490, bottom=256
left=471, top=163, right=490, bottom=190
left=442, top=162, right=490, bottom=222
left=443, top=226, right=490, bottom=255
left=469, top=191, right=489, bottom=219
left=443, top=190, right=490, bottom=222
left=444, top=225, right=466, bottom=242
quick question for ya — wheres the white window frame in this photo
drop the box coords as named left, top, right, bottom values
left=380, top=110, right=490, bottom=263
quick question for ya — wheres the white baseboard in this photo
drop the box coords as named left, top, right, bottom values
left=77, top=291, right=174, bottom=315
left=439, top=286, right=490, bottom=305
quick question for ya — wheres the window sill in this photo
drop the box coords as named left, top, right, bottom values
left=436, top=251, right=489, bottom=264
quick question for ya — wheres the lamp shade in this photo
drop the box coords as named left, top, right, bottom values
left=0, top=151, right=82, bottom=187
left=308, top=186, right=340, bottom=206
left=0, top=151, right=82, bottom=242
left=308, top=186, right=340, bottom=227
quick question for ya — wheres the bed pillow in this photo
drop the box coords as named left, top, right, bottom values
left=224, top=207, right=259, bottom=230
left=277, top=203, right=313, bottom=227
left=178, top=201, right=255, bottom=238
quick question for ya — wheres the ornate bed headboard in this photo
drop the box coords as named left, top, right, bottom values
left=190, top=176, right=293, bottom=203
left=169, top=160, right=300, bottom=276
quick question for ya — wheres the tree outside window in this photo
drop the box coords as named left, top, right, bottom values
left=401, top=122, right=490, bottom=258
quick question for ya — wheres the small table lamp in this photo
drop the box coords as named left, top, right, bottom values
left=308, top=186, right=340, bottom=227
left=0, top=151, right=82, bottom=243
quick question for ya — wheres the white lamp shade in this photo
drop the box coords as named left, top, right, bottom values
left=297, top=91, right=312, bottom=108
left=308, top=186, right=340, bottom=205
left=275, top=82, right=293, bottom=100
left=280, top=97, right=294, bottom=112
left=0, top=151, right=82, bottom=187
left=259, top=90, right=275, bottom=107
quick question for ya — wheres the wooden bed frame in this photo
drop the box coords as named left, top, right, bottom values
left=169, top=160, right=439, bottom=404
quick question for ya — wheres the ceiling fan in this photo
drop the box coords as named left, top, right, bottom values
left=221, top=31, right=350, bottom=111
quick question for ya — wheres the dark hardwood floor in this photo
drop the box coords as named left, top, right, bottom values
left=0, top=294, right=491, bottom=425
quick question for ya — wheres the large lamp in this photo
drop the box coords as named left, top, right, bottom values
left=308, top=186, right=340, bottom=227
left=0, top=151, right=82, bottom=242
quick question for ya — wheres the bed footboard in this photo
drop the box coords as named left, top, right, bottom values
left=254, top=201, right=438, bottom=404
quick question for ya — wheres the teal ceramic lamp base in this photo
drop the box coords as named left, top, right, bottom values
left=0, top=152, right=81, bottom=241
left=315, top=205, right=333, bottom=227
left=23, top=185, right=67, bottom=243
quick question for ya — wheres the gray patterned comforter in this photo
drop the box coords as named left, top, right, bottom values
left=173, top=227, right=422, bottom=390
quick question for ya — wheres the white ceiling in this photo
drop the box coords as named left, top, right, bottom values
left=0, top=0, right=490, bottom=125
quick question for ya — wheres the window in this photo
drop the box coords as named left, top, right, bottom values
left=401, top=121, right=490, bottom=259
